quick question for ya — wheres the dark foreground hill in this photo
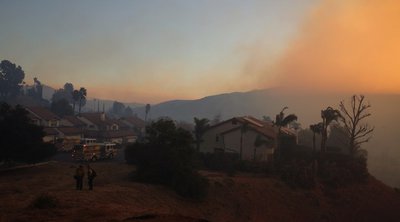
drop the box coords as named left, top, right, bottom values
left=1, top=161, right=399, bottom=222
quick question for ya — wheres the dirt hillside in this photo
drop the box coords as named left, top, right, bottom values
left=1, top=161, right=399, bottom=222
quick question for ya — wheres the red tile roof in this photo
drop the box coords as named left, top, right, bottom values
left=79, top=113, right=114, bottom=127
left=62, top=116, right=86, bottom=127
left=25, top=107, right=60, bottom=121
left=121, top=116, right=145, bottom=128
left=57, top=127, right=83, bottom=135
left=211, top=116, right=294, bottom=139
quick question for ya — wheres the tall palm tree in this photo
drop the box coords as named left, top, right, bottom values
left=72, top=90, right=80, bottom=114
left=275, top=107, right=298, bottom=127
left=320, top=107, right=341, bottom=153
left=78, top=87, right=87, bottom=114
left=274, top=107, right=298, bottom=161
left=310, top=122, right=323, bottom=154
left=193, top=117, right=210, bottom=151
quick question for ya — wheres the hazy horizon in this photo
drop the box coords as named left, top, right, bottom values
left=2, top=0, right=399, bottom=103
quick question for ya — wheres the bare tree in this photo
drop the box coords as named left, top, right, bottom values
left=339, top=95, right=374, bottom=157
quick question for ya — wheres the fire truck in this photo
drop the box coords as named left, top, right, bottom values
left=72, top=142, right=117, bottom=161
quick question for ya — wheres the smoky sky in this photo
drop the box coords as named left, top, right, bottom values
left=270, top=0, right=400, bottom=94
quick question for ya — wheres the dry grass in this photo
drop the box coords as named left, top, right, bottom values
left=1, top=161, right=400, bottom=222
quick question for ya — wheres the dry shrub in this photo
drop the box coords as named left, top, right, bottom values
left=30, top=193, right=59, bottom=209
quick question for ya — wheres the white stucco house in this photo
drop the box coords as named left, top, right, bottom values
left=199, top=116, right=296, bottom=162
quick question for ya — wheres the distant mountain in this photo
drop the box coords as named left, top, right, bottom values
left=131, top=88, right=347, bottom=123
left=132, top=88, right=400, bottom=188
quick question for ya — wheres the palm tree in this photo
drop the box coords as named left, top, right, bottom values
left=72, top=90, right=80, bottom=114
left=320, top=107, right=341, bottom=153
left=310, top=122, right=323, bottom=154
left=275, top=107, right=298, bottom=127
left=274, top=107, right=298, bottom=161
left=78, top=87, right=87, bottom=114
left=193, top=117, right=210, bottom=151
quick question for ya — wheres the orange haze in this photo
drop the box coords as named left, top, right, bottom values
left=274, top=0, right=400, bottom=94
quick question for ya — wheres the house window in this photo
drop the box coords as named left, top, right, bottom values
left=111, top=124, right=118, bottom=131
left=49, top=120, right=58, bottom=127
left=33, top=119, right=40, bottom=126
left=215, top=135, right=219, bottom=142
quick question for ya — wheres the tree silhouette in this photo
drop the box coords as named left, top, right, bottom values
left=274, top=107, right=298, bottom=160
left=320, top=107, right=341, bottom=153
left=78, top=87, right=87, bottom=114
left=339, top=95, right=374, bottom=157
left=52, top=83, right=74, bottom=104
left=193, top=117, right=210, bottom=151
left=125, top=118, right=208, bottom=199
left=63, top=83, right=74, bottom=95
left=0, top=60, right=25, bottom=99
left=72, top=90, right=80, bottom=114
left=145, top=104, right=151, bottom=123
left=111, top=101, right=125, bottom=117
left=0, top=103, right=56, bottom=164
left=310, top=122, right=323, bottom=154
left=51, top=98, right=73, bottom=117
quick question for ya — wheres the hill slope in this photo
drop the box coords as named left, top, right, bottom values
left=1, top=162, right=400, bottom=222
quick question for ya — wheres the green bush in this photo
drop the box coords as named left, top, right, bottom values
left=125, top=118, right=209, bottom=200
left=0, top=103, right=57, bottom=164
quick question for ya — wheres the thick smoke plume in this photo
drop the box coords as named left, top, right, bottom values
left=275, top=0, right=400, bottom=94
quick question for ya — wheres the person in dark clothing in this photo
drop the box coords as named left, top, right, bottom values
left=74, top=165, right=84, bottom=190
left=87, top=165, right=97, bottom=190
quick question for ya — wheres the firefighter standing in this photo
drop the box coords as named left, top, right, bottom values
left=74, top=165, right=84, bottom=190
left=87, top=165, right=97, bottom=190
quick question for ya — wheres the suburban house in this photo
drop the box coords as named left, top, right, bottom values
left=26, top=106, right=61, bottom=143
left=42, top=127, right=58, bottom=143
left=25, top=106, right=60, bottom=127
left=78, top=112, right=119, bottom=131
left=199, top=116, right=297, bottom=161
left=78, top=112, right=137, bottom=144
left=119, top=116, right=146, bottom=135
left=60, top=115, right=87, bottom=129
left=25, top=107, right=83, bottom=147
left=55, top=127, right=84, bottom=151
